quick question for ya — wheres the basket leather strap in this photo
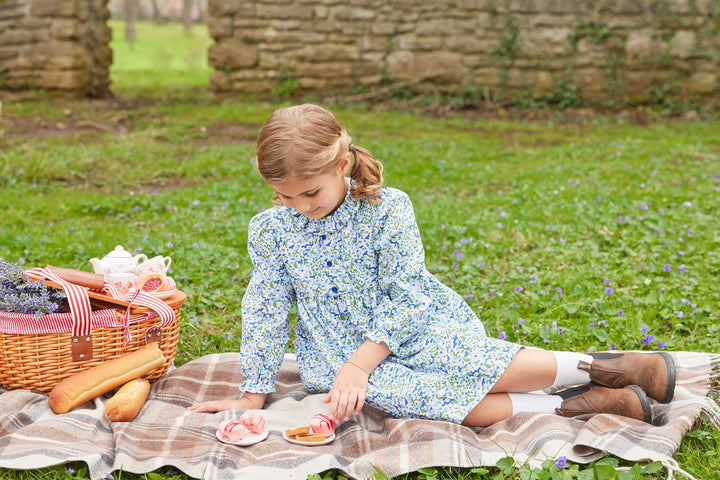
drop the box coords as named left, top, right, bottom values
left=26, top=267, right=94, bottom=361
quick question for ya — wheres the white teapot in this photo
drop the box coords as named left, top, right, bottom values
left=89, top=245, right=149, bottom=276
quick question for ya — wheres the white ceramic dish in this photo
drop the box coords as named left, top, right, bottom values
left=216, top=428, right=269, bottom=446
left=129, top=288, right=177, bottom=300
left=282, top=432, right=335, bottom=446
left=146, top=288, right=176, bottom=299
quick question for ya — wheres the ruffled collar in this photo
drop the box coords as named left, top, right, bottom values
left=288, top=187, right=359, bottom=236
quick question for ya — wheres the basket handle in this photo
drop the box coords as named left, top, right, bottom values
left=26, top=266, right=94, bottom=361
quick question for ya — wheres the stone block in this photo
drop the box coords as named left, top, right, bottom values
left=208, top=17, right=233, bottom=39
left=30, top=0, right=79, bottom=17
left=686, top=71, right=717, bottom=93
left=44, top=41, right=87, bottom=69
left=387, top=51, right=464, bottom=80
left=51, top=19, right=81, bottom=40
left=295, top=61, right=353, bottom=77
left=208, top=39, right=259, bottom=68
left=39, top=69, right=89, bottom=90
left=296, top=43, right=359, bottom=62
left=572, top=68, right=607, bottom=94
left=508, top=0, right=588, bottom=14
left=208, top=0, right=245, bottom=17
left=625, top=30, right=662, bottom=58
left=518, top=27, right=573, bottom=57
left=668, top=31, right=696, bottom=59
left=256, top=4, right=313, bottom=20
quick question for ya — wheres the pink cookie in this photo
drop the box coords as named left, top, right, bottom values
left=218, top=419, right=247, bottom=442
left=309, top=413, right=335, bottom=436
left=240, top=410, right=266, bottom=434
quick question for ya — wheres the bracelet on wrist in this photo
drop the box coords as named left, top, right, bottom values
left=345, top=359, right=371, bottom=376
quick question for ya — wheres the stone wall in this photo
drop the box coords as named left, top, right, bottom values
left=206, top=0, right=720, bottom=105
left=0, top=0, right=112, bottom=97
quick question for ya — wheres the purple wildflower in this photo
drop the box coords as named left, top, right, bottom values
left=498, top=331, right=507, bottom=340
left=555, top=456, right=567, bottom=468
left=514, top=286, right=524, bottom=293
left=642, top=334, right=656, bottom=345
left=658, top=341, right=667, bottom=350
left=556, top=287, right=564, bottom=297
left=618, top=309, right=624, bottom=317
left=676, top=311, right=684, bottom=318
left=517, top=317, right=525, bottom=325
left=663, top=264, right=671, bottom=273
left=641, top=325, right=649, bottom=334
left=603, top=278, right=611, bottom=285
left=605, top=287, right=613, bottom=295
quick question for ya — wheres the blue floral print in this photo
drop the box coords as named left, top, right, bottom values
left=239, top=187, right=521, bottom=423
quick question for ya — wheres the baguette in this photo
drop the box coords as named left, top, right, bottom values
left=49, top=343, right=165, bottom=414
left=105, top=378, right=151, bottom=422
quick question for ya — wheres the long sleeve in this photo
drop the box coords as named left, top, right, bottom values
left=238, top=211, right=295, bottom=393
left=364, top=191, right=433, bottom=353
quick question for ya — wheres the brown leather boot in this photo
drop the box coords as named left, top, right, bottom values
left=555, top=384, right=652, bottom=423
left=578, top=352, right=676, bottom=403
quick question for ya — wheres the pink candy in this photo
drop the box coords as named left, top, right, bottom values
left=309, top=413, right=335, bottom=436
left=217, top=419, right=247, bottom=442
left=240, top=410, right=266, bottom=434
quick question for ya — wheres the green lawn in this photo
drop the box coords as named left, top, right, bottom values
left=1, top=20, right=719, bottom=480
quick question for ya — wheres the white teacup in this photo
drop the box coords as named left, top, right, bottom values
left=106, top=272, right=137, bottom=295
left=138, top=255, right=172, bottom=275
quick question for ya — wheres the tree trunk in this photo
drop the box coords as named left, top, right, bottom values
left=150, top=0, right=161, bottom=23
left=124, top=0, right=136, bottom=42
left=182, top=0, right=193, bottom=33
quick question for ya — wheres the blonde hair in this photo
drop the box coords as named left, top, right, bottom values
left=255, top=104, right=383, bottom=204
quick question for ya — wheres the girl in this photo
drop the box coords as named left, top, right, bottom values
left=189, top=104, right=675, bottom=427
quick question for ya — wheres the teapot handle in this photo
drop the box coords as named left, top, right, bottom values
left=134, top=253, right=149, bottom=264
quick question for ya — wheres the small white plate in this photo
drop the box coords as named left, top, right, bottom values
left=146, top=288, right=176, bottom=299
left=282, top=432, right=335, bottom=446
left=216, top=428, right=269, bottom=446
left=129, top=288, right=176, bottom=300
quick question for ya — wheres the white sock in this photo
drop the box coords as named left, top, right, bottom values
left=551, top=351, right=593, bottom=388
left=508, top=392, right=563, bottom=415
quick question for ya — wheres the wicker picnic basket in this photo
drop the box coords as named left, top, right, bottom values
left=0, top=267, right=184, bottom=393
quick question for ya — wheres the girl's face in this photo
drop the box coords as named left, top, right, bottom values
left=272, top=155, right=351, bottom=219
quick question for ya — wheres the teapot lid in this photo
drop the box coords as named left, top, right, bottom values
left=105, top=245, right=133, bottom=259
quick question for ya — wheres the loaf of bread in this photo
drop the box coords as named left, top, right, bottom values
left=105, top=378, right=151, bottom=422
left=49, top=343, right=165, bottom=414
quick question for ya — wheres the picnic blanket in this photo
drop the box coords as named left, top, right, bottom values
left=1, top=351, right=719, bottom=480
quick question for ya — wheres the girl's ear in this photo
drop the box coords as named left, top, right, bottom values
left=338, top=152, right=352, bottom=175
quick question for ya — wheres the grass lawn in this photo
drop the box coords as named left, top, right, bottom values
left=1, top=20, right=720, bottom=480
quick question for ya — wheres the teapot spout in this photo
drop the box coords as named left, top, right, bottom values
left=89, top=258, right=104, bottom=275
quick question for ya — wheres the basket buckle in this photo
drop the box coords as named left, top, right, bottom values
left=71, top=335, right=93, bottom=362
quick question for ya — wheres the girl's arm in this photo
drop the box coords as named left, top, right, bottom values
left=324, top=339, right=390, bottom=420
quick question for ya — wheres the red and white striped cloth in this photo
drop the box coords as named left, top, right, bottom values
left=0, top=267, right=175, bottom=346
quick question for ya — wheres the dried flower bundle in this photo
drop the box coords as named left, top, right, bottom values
left=0, top=260, right=67, bottom=319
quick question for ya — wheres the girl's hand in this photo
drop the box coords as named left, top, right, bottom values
left=323, top=362, right=369, bottom=421
left=187, top=392, right=267, bottom=413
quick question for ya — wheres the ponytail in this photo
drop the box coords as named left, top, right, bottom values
left=348, top=144, right=383, bottom=204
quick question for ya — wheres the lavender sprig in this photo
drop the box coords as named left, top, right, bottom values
left=0, top=260, right=67, bottom=319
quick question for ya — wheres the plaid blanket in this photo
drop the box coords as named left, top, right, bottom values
left=1, top=352, right=718, bottom=480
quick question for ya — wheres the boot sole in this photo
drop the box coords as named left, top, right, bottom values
left=627, top=384, right=653, bottom=424
left=656, top=352, right=676, bottom=403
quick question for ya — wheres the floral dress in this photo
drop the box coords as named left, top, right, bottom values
left=239, top=186, right=521, bottom=423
